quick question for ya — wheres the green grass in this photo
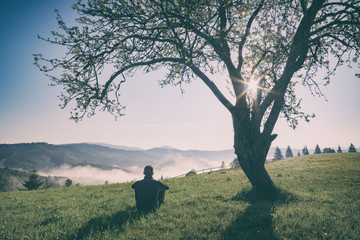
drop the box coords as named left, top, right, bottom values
left=1, top=153, right=359, bottom=239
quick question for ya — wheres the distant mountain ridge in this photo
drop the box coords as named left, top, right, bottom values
left=0, top=142, right=236, bottom=171
left=84, top=142, right=143, bottom=151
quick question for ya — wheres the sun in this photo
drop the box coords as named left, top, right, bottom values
left=247, top=79, right=259, bottom=94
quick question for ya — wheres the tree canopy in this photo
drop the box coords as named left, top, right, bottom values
left=35, top=0, right=360, bottom=123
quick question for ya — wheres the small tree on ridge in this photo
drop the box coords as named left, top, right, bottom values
left=337, top=145, right=342, bottom=153
left=302, top=146, right=309, bottom=155
left=273, top=147, right=284, bottom=161
left=23, top=169, right=43, bottom=190
left=65, top=178, right=73, bottom=187
left=323, top=147, right=335, bottom=153
left=230, top=158, right=241, bottom=168
left=285, top=146, right=294, bottom=158
left=314, top=144, right=321, bottom=154
left=349, top=143, right=357, bottom=153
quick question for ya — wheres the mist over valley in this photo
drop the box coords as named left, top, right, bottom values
left=1, top=142, right=354, bottom=187
left=0, top=143, right=236, bottom=186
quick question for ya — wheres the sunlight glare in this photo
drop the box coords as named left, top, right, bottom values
left=247, top=79, right=259, bottom=94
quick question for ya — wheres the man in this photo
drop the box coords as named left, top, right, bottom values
left=131, top=165, right=169, bottom=212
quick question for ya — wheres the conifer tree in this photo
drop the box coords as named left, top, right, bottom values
left=285, top=146, right=294, bottom=158
left=23, top=169, right=43, bottom=190
left=302, top=146, right=309, bottom=155
left=65, top=178, right=73, bottom=187
left=273, top=147, right=284, bottom=161
left=220, top=161, right=226, bottom=169
left=297, top=152, right=301, bottom=156
left=230, top=158, right=241, bottom=168
left=323, top=148, right=335, bottom=153
left=0, top=172, right=8, bottom=192
left=314, top=144, right=321, bottom=154
left=349, top=143, right=357, bottom=153
left=337, top=145, right=342, bottom=153
left=43, top=177, right=51, bottom=189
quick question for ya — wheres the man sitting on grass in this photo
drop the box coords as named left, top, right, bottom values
left=131, top=165, right=169, bottom=212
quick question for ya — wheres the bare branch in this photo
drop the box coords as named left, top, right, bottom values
left=237, top=0, right=265, bottom=71
left=300, top=0, right=308, bottom=14
left=188, top=64, right=234, bottom=111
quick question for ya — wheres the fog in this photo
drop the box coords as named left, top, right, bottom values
left=154, top=153, right=222, bottom=178
left=3, top=174, right=67, bottom=192
left=39, top=154, right=226, bottom=186
left=5, top=176, right=25, bottom=191
left=39, top=165, right=143, bottom=185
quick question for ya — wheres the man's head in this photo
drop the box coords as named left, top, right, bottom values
left=143, top=165, right=154, bottom=177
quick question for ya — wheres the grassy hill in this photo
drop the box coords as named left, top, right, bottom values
left=0, top=153, right=359, bottom=240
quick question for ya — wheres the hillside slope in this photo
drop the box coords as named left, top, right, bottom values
left=0, top=153, right=359, bottom=239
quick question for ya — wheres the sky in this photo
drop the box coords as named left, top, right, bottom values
left=0, top=0, right=359, bottom=151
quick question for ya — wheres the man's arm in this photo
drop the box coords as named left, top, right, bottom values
left=131, top=181, right=138, bottom=190
left=158, top=181, right=169, bottom=190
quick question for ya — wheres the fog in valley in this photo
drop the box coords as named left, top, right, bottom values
left=39, top=153, right=225, bottom=186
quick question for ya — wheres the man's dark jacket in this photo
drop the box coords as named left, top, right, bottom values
left=131, top=176, right=169, bottom=212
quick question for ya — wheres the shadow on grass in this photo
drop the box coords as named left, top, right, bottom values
left=71, top=206, right=143, bottom=239
left=222, top=187, right=296, bottom=240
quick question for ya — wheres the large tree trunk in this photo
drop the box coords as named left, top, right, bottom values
left=232, top=110, right=277, bottom=195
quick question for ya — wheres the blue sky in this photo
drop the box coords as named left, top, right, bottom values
left=0, top=0, right=359, bottom=151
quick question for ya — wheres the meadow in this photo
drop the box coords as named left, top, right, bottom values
left=0, top=153, right=359, bottom=240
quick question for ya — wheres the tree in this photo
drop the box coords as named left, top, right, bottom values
left=220, top=161, right=226, bottom=169
left=230, top=158, right=241, bottom=168
left=23, top=169, right=43, bottom=190
left=35, top=0, right=360, bottom=194
left=314, top=144, right=321, bottom=154
left=302, top=146, right=310, bottom=155
left=297, top=151, right=301, bottom=156
left=65, top=178, right=73, bottom=187
left=186, top=169, right=197, bottom=177
left=0, top=171, right=8, bottom=192
left=43, top=177, right=51, bottom=189
left=349, top=143, right=357, bottom=153
left=323, top=147, right=335, bottom=153
left=273, top=147, right=284, bottom=161
left=285, top=146, right=294, bottom=158
left=337, top=145, right=342, bottom=153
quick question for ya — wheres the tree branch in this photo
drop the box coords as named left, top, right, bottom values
left=300, top=0, right=308, bottom=14
left=188, top=64, right=234, bottom=111
left=100, top=57, right=184, bottom=99
left=260, top=0, right=326, bottom=136
left=237, top=0, right=264, bottom=71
